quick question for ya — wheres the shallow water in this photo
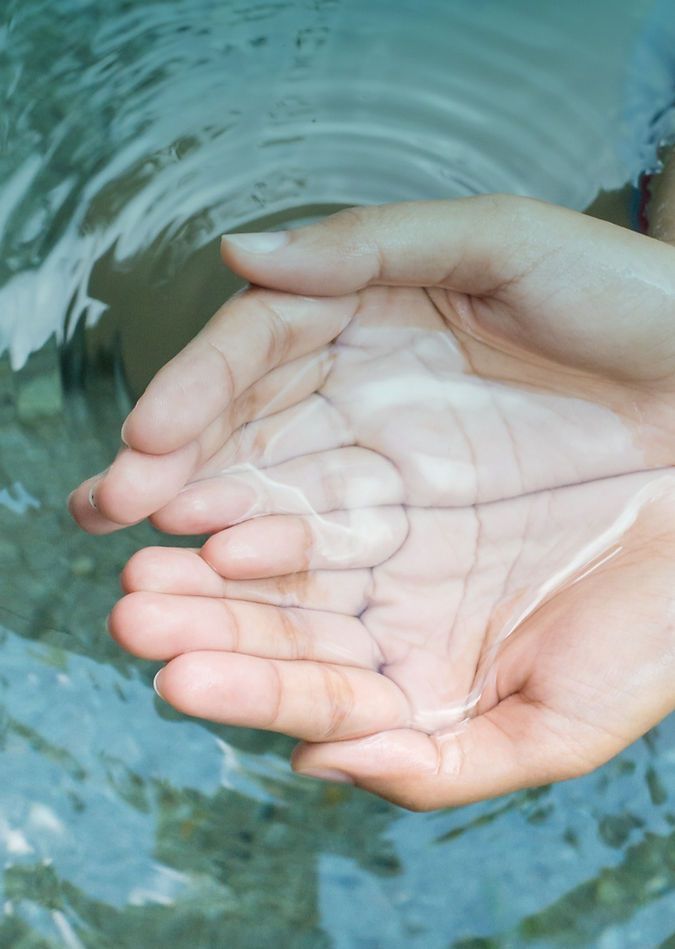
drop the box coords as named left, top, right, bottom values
left=1, top=0, right=675, bottom=945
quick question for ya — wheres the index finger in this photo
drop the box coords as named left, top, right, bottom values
left=122, top=289, right=357, bottom=455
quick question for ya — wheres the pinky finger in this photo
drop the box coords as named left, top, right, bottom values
left=154, top=651, right=409, bottom=742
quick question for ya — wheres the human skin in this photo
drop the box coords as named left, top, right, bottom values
left=69, top=196, right=675, bottom=810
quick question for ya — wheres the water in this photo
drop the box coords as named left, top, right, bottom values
left=1, top=0, right=674, bottom=945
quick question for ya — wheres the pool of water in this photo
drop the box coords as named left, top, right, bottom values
left=1, top=0, right=674, bottom=945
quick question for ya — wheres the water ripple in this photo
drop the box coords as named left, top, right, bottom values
left=1, top=0, right=666, bottom=367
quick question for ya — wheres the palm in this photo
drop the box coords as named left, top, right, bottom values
left=113, top=422, right=675, bottom=808
left=114, top=289, right=673, bottom=736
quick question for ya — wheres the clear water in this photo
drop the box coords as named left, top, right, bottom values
left=1, top=0, right=674, bottom=945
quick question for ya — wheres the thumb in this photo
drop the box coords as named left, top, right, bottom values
left=291, top=697, right=604, bottom=811
left=221, top=195, right=551, bottom=297
left=221, top=196, right=675, bottom=385
left=220, top=195, right=675, bottom=297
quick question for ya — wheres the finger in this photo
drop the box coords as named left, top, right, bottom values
left=67, top=479, right=136, bottom=535
left=151, top=446, right=404, bottom=535
left=122, top=547, right=230, bottom=596
left=110, top=591, right=380, bottom=667
left=154, top=651, right=409, bottom=741
left=121, top=545, right=371, bottom=614
left=199, top=571, right=371, bottom=613
left=70, top=349, right=333, bottom=533
left=69, top=442, right=202, bottom=529
left=291, top=697, right=590, bottom=810
left=219, top=196, right=553, bottom=295
left=199, top=394, right=353, bottom=474
left=222, top=199, right=675, bottom=385
left=227, top=346, right=335, bottom=432
left=188, top=347, right=338, bottom=476
left=201, top=508, right=409, bottom=578
left=180, top=345, right=337, bottom=472
left=122, top=290, right=357, bottom=455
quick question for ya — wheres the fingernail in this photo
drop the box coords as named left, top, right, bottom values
left=221, top=231, right=289, bottom=254
left=88, top=482, right=100, bottom=510
left=153, top=669, right=166, bottom=701
left=87, top=471, right=107, bottom=511
left=297, top=768, right=354, bottom=785
left=120, top=417, right=130, bottom=446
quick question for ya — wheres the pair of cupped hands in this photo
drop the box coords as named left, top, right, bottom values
left=69, top=196, right=675, bottom=811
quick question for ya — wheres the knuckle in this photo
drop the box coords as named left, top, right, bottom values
left=319, top=455, right=347, bottom=507
left=277, top=608, right=309, bottom=661
left=297, top=516, right=315, bottom=569
left=320, top=205, right=384, bottom=284
left=262, top=661, right=285, bottom=730
left=258, top=296, right=293, bottom=367
left=220, top=602, right=241, bottom=652
left=319, top=666, right=355, bottom=739
left=231, top=384, right=259, bottom=430
left=205, top=339, right=236, bottom=402
left=333, top=205, right=370, bottom=230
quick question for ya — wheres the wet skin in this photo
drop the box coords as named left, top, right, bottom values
left=70, top=197, right=675, bottom=808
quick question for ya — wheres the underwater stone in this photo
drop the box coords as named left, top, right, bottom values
left=70, top=555, right=95, bottom=577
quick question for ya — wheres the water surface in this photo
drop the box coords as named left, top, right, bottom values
left=1, top=0, right=674, bottom=945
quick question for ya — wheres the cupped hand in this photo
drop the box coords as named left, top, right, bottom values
left=68, top=196, right=675, bottom=531
left=70, top=196, right=675, bottom=809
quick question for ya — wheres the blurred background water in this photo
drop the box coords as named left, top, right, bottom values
left=1, top=0, right=674, bottom=945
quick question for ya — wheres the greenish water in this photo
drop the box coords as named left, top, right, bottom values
left=1, top=0, right=674, bottom=945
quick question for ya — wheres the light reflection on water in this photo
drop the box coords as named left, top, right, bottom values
left=1, top=0, right=674, bottom=945
left=2, top=0, right=671, bottom=370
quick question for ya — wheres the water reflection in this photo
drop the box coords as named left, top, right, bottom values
left=1, top=0, right=668, bottom=368
left=1, top=377, right=673, bottom=943
left=1, top=0, right=674, bottom=944
left=2, top=593, right=672, bottom=945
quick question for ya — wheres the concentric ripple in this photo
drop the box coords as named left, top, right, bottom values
left=1, top=1, right=675, bottom=945
left=0, top=0, right=666, bottom=378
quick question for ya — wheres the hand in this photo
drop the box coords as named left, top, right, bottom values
left=68, top=196, right=675, bottom=530
left=113, top=474, right=675, bottom=809
left=71, top=196, right=675, bottom=808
